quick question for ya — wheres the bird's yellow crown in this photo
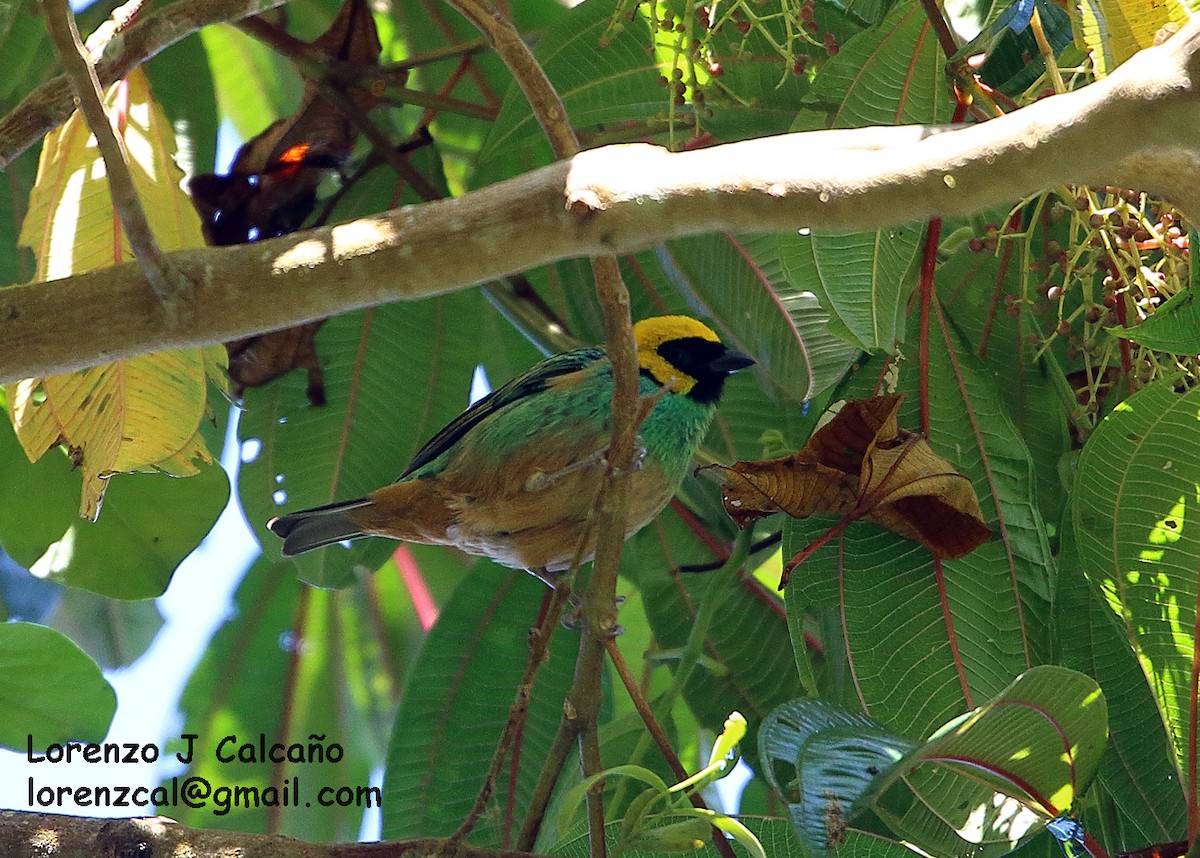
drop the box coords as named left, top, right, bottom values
left=634, top=315, right=721, bottom=394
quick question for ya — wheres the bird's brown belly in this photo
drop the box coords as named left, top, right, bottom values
left=356, top=457, right=677, bottom=571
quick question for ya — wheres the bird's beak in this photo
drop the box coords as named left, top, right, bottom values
left=708, top=350, right=756, bottom=373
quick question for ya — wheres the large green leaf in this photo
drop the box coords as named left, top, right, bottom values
left=1071, top=377, right=1200, bottom=806
left=147, top=29, right=220, bottom=175
left=784, top=303, right=1056, bottom=738
left=167, top=555, right=424, bottom=841
left=812, top=0, right=952, bottom=128
left=0, top=0, right=50, bottom=108
left=479, top=0, right=664, bottom=172
left=382, top=566, right=580, bottom=846
left=776, top=0, right=947, bottom=356
left=0, top=622, right=116, bottom=750
left=477, top=0, right=822, bottom=186
left=0, top=142, right=37, bottom=290
left=1056, top=524, right=1188, bottom=848
left=32, top=465, right=229, bottom=600
left=0, top=404, right=76, bottom=568
left=199, top=23, right=300, bottom=141
left=47, top=587, right=164, bottom=670
left=779, top=226, right=921, bottom=353
left=937, top=231, right=1074, bottom=526
left=1109, top=287, right=1200, bottom=354
left=761, top=668, right=1106, bottom=858
left=660, top=234, right=860, bottom=404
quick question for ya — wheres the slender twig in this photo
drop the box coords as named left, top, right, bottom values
left=1030, top=7, right=1066, bottom=94
left=386, top=36, right=490, bottom=70
left=41, top=0, right=191, bottom=315
left=440, top=6, right=639, bottom=858
left=603, top=638, right=739, bottom=858
left=446, top=584, right=572, bottom=848
left=235, top=16, right=498, bottom=121
left=581, top=726, right=607, bottom=858
left=513, top=718, right=578, bottom=849
left=375, top=85, right=498, bottom=121
left=916, top=0, right=960, bottom=60
left=609, top=530, right=753, bottom=812
left=313, top=77, right=444, bottom=200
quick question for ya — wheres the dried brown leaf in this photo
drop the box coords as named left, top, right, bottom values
left=709, top=394, right=990, bottom=585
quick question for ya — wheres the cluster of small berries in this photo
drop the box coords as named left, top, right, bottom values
left=966, top=186, right=1194, bottom=402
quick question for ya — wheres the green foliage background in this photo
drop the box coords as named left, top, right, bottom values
left=1, top=0, right=1199, bottom=855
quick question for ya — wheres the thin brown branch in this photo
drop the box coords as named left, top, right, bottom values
left=603, top=638, right=740, bottom=858
left=445, top=584, right=571, bottom=847
left=5, top=19, right=1200, bottom=382
left=917, top=0, right=960, bottom=59
left=41, top=0, right=190, bottom=314
left=581, top=725, right=607, bottom=858
left=0, top=812, right=545, bottom=858
left=439, top=6, right=638, bottom=858
left=386, top=37, right=490, bottom=71
left=513, top=714, right=578, bottom=849
left=0, top=0, right=288, bottom=170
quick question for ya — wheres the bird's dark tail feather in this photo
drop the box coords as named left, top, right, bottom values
left=268, top=498, right=373, bottom=556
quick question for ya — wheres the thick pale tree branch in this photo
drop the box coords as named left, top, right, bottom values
left=0, top=0, right=287, bottom=171
left=0, top=810, right=541, bottom=858
left=3, top=18, right=1200, bottom=384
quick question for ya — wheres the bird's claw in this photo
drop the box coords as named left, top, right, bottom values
left=525, top=438, right=647, bottom=492
left=561, top=595, right=627, bottom=633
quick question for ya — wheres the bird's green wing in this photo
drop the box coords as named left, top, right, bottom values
left=400, top=346, right=606, bottom=477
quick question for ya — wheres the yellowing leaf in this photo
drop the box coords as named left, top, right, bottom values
left=5, top=68, right=220, bottom=519
left=1075, top=0, right=1193, bottom=76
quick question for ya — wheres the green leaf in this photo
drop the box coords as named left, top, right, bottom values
left=0, top=145, right=37, bottom=288
left=147, top=29, right=220, bottom=175
left=382, top=566, right=580, bottom=846
left=479, top=0, right=680, bottom=170
left=937, top=229, right=1073, bottom=525
left=777, top=0, right=944, bottom=356
left=1071, top=377, right=1200, bottom=794
left=33, top=465, right=229, bottom=599
left=168, top=556, right=404, bottom=841
left=784, top=306, right=1056, bottom=738
left=46, top=587, right=164, bottom=670
left=1055, top=523, right=1188, bottom=847
left=239, top=292, right=484, bottom=588
left=0, top=621, right=116, bottom=749
left=762, top=668, right=1107, bottom=858
left=1109, top=287, right=1200, bottom=354
left=779, top=225, right=922, bottom=353
left=812, top=0, right=953, bottom=128
left=0, top=408, right=76, bottom=568
left=199, top=23, right=300, bottom=141
left=0, top=0, right=50, bottom=107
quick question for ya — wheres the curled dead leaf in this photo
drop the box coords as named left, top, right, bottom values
left=704, top=394, right=991, bottom=589
left=189, top=0, right=382, bottom=406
